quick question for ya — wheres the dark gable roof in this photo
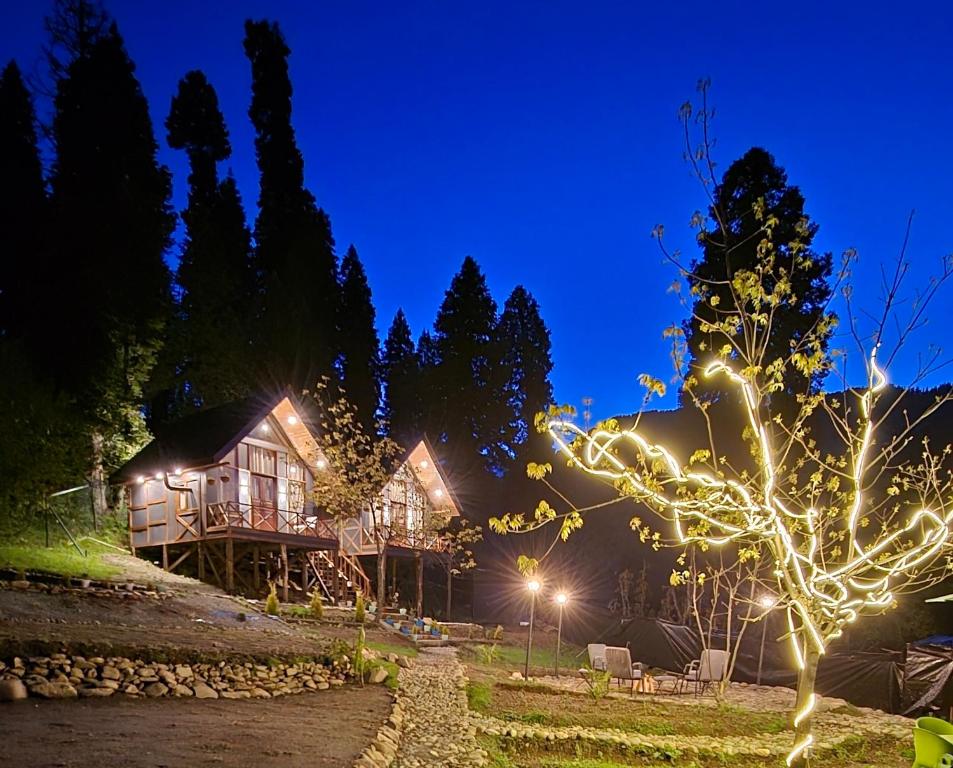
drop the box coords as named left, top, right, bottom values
left=114, top=391, right=313, bottom=482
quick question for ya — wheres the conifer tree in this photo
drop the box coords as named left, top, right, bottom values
left=381, top=309, right=420, bottom=444
left=244, top=19, right=338, bottom=391
left=431, top=256, right=507, bottom=472
left=45, top=6, right=174, bottom=523
left=497, top=285, right=553, bottom=456
left=685, top=147, right=833, bottom=402
left=0, top=61, right=46, bottom=339
left=337, top=245, right=380, bottom=434
left=162, top=70, right=255, bottom=416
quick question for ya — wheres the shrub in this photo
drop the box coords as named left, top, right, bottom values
left=354, top=591, right=365, bottom=623
left=264, top=581, right=279, bottom=616
left=584, top=665, right=611, bottom=700
left=310, top=589, right=324, bottom=619
left=491, top=624, right=504, bottom=641
left=476, top=643, right=501, bottom=665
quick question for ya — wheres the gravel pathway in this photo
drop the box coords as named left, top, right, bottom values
left=393, top=648, right=486, bottom=768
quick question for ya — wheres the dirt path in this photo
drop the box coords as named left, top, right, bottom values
left=1, top=685, right=390, bottom=768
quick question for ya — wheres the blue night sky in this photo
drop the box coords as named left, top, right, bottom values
left=3, top=1, right=951, bottom=419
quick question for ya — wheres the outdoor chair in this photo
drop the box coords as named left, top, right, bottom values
left=682, top=649, right=729, bottom=696
left=912, top=724, right=953, bottom=768
left=604, top=646, right=645, bottom=695
left=587, top=643, right=608, bottom=672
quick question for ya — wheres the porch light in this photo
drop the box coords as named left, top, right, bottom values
left=154, top=472, right=163, bottom=480
left=316, top=458, right=327, bottom=470
left=136, top=476, right=145, bottom=485
left=420, top=460, right=429, bottom=469
left=260, top=423, right=270, bottom=433
left=434, top=488, right=444, bottom=498
left=287, top=415, right=298, bottom=426
left=172, top=468, right=182, bottom=476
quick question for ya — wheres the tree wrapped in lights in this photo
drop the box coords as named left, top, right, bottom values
left=492, top=83, right=953, bottom=767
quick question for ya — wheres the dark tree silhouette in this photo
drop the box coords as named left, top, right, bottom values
left=381, top=309, right=421, bottom=445
left=44, top=12, right=174, bottom=523
left=497, top=285, right=553, bottom=457
left=431, top=256, right=507, bottom=473
left=158, top=70, right=255, bottom=420
left=0, top=61, right=46, bottom=339
left=244, top=19, right=338, bottom=391
left=685, top=147, right=833, bottom=402
left=337, top=245, right=380, bottom=434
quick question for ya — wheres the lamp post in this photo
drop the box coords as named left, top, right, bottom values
left=756, top=594, right=776, bottom=686
left=524, top=579, right=541, bottom=679
left=554, top=592, right=568, bottom=677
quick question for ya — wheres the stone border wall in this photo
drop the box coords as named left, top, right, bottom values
left=0, top=653, right=352, bottom=702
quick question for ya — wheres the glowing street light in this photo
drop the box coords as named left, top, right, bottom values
left=554, top=592, right=569, bottom=677
left=757, top=594, right=778, bottom=685
left=524, top=578, right=541, bottom=679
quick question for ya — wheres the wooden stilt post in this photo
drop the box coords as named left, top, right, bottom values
left=332, top=553, right=340, bottom=603
left=280, top=544, right=289, bottom=602
left=197, top=541, right=205, bottom=580
left=225, top=538, right=235, bottom=594
left=162, top=543, right=169, bottom=571
left=415, top=551, right=423, bottom=618
left=391, top=557, right=398, bottom=604
left=300, top=552, right=309, bottom=593
left=253, top=546, right=260, bottom=594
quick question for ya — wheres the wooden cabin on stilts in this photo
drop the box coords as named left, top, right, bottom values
left=114, top=392, right=460, bottom=615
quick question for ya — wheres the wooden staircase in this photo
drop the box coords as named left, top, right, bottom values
left=309, top=550, right=372, bottom=605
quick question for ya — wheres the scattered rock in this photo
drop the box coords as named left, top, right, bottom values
left=28, top=681, right=77, bottom=699
left=192, top=681, right=218, bottom=699
left=0, top=679, right=28, bottom=702
left=143, top=682, right=169, bottom=698
left=368, top=667, right=390, bottom=685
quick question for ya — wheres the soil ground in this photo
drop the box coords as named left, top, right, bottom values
left=0, top=550, right=409, bottom=767
left=0, top=685, right=390, bottom=768
left=0, top=551, right=408, bottom=660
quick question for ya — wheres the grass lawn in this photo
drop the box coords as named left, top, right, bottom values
left=467, top=676, right=912, bottom=768
left=0, top=540, right=122, bottom=580
left=366, top=638, right=419, bottom=658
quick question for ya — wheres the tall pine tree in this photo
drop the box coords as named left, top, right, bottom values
left=497, top=285, right=553, bottom=457
left=244, top=19, right=338, bottom=391
left=381, top=309, right=420, bottom=446
left=685, top=147, right=833, bottom=402
left=162, top=70, right=255, bottom=417
left=44, top=4, right=174, bottom=522
left=337, top=245, right=380, bottom=434
left=430, top=256, right=507, bottom=473
left=0, top=61, right=46, bottom=340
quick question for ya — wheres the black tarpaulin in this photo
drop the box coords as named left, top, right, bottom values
left=904, top=644, right=953, bottom=715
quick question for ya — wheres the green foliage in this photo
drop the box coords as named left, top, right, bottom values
left=0, top=542, right=121, bottom=581
left=354, top=590, right=366, bottom=623
left=466, top=680, right=492, bottom=711
left=264, top=581, right=279, bottom=615
left=310, top=589, right=324, bottom=619
left=476, top=643, right=501, bottom=665
left=583, top=666, right=611, bottom=701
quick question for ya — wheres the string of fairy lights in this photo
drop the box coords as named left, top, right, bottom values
left=547, top=352, right=953, bottom=766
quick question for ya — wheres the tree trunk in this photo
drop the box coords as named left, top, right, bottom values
left=790, top=647, right=821, bottom=768
left=376, top=547, right=387, bottom=609
left=89, top=431, right=108, bottom=529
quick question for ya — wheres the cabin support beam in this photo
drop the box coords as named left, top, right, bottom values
left=280, top=544, right=289, bottom=602
left=299, top=552, right=309, bottom=593
left=252, top=546, right=260, bottom=593
left=197, top=541, right=205, bottom=580
left=162, top=543, right=168, bottom=571
left=225, top=538, right=235, bottom=593
left=415, top=551, right=423, bottom=618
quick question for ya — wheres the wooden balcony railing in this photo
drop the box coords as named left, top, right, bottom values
left=339, top=517, right=451, bottom=555
left=205, top=501, right=338, bottom=541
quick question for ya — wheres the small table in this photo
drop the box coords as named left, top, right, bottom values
left=652, top=672, right=684, bottom=695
